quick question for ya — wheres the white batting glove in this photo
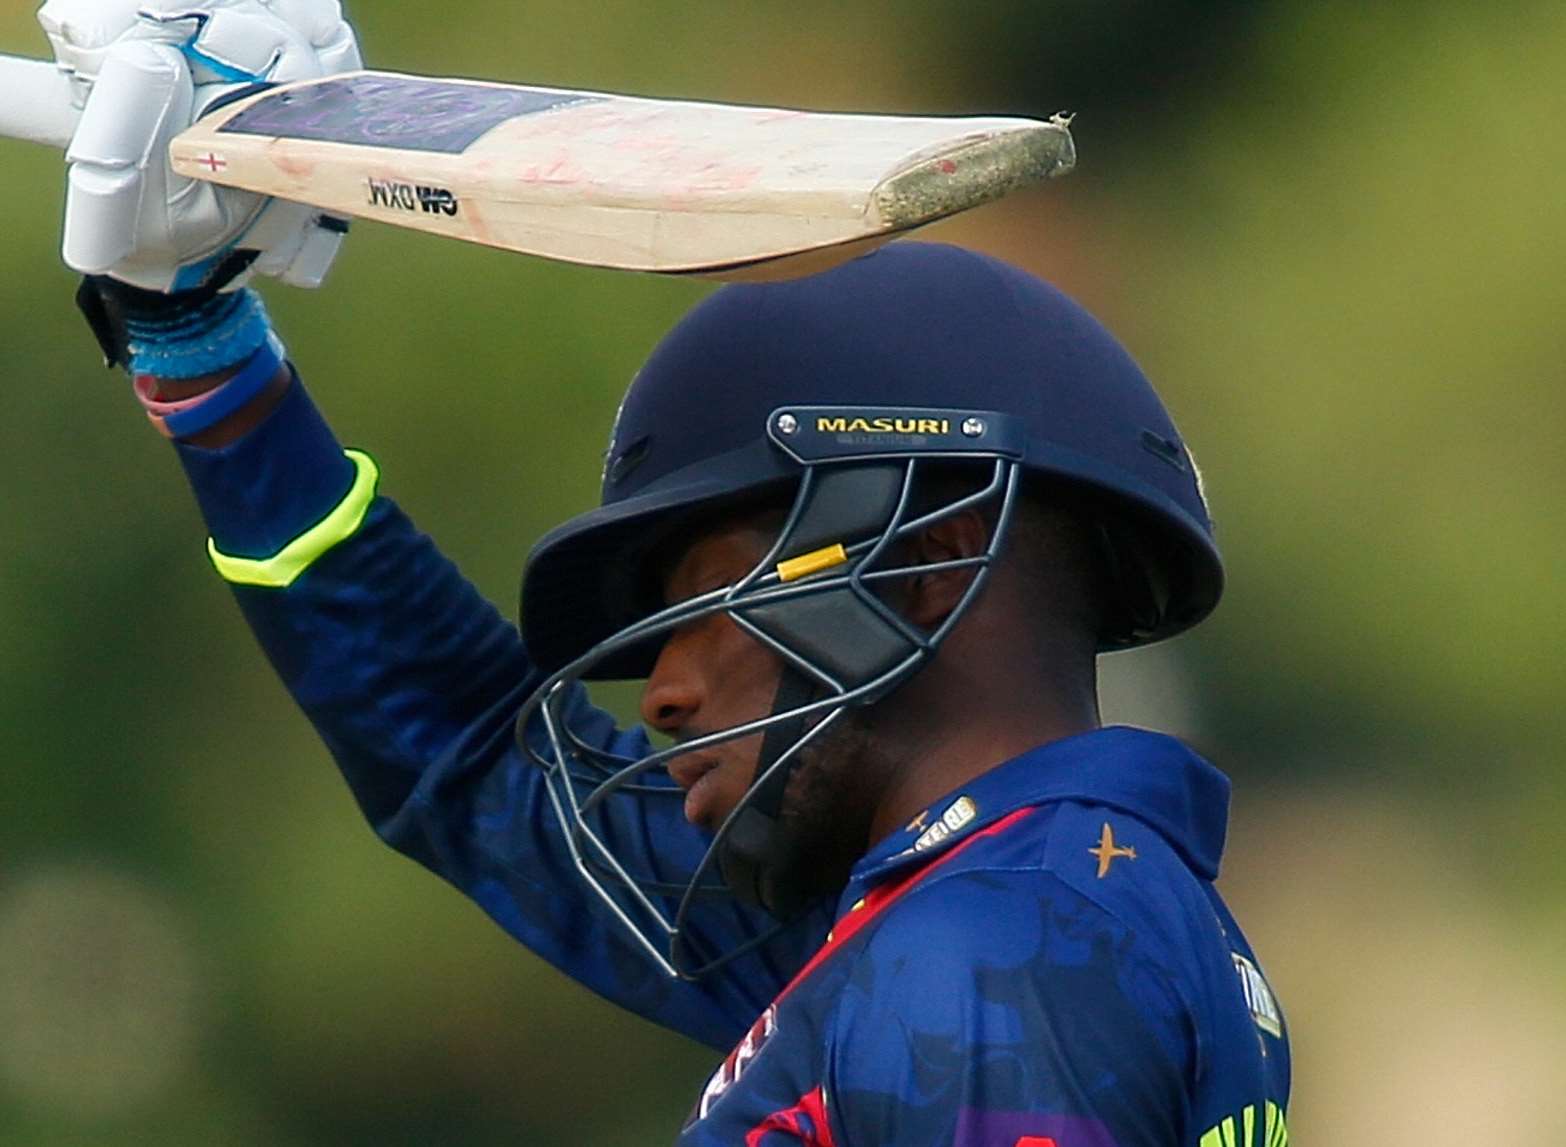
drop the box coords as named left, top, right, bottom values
left=40, top=0, right=363, bottom=293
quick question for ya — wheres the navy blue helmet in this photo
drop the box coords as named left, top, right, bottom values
left=515, top=242, right=1221, bottom=978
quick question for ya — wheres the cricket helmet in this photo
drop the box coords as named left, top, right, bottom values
left=515, top=241, right=1221, bottom=978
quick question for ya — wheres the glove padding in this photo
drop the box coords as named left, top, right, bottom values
left=40, top=0, right=362, bottom=292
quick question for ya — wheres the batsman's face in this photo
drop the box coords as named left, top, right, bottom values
left=640, top=521, right=782, bottom=830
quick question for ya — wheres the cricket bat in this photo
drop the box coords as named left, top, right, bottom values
left=0, top=56, right=1075, bottom=279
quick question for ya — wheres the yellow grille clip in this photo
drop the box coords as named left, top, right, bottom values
left=776, top=543, right=848, bottom=583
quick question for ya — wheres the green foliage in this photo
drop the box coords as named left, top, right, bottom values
left=1101, top=1, right=1566, bottom=767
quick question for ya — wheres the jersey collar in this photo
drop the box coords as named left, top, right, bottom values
left=845, top=725, right=1230, bottom=892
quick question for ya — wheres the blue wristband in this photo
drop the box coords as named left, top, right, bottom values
left=141, top=334, right=286, bottom=440
left=126, top=288, right=273, bottom=379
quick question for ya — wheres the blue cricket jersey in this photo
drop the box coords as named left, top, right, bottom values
left=175, top=377, right=1291, bottom=1146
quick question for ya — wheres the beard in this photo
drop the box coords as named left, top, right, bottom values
left=767, top=704, right=904, bottom=907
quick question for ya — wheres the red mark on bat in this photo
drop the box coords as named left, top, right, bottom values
left=937, top=159, right=958, bottom=174
left=197, top=152, right=227, bottom=172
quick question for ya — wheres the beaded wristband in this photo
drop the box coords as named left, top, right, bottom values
left=132, top=333, right=286, bottom=440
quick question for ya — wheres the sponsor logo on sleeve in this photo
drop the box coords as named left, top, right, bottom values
left=695, top=1004, right=778, bottom=1121
left=1231, top=953, right=1284, bottom=1037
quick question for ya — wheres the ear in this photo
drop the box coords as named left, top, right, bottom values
left=900, top=508, right=990, bottom=628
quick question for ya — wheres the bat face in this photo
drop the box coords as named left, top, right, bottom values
left=168, top=71, right=1075, bottom=277
left=217, top=74, right=587, bottom=154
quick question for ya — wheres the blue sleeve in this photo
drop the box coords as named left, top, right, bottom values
left=174, top=376, right=828, bottom=1051
left=826, top=871, right=1191, bottom=1147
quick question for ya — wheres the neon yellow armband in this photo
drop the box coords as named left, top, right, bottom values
left=207, top=449, right=379, bottom=588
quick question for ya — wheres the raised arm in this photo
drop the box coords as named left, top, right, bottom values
left=41, top=0, right=822, bottom=1051
left=173, top=377, right=819, bottom=1047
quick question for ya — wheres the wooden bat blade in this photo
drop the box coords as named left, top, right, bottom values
left=170, top=71, right=1075, bottom=276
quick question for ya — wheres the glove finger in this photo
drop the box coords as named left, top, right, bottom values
left=184, top=9, right=318, bottom=82
left=193, top=3, right=359, bottom=80
left=261, top=38, right=330, bottom=87
left=37, top=0, right=142, bottom=49
left=237, top=197, right=314, bottom=259
left=63, top=164, right=142, bottom=272
left=245, top=197, right=344, bottom=287
left=313, top=23, right=363, bottom=74
left=261, top=0, right=345, bottom=48
left=250, top=237, right=304, bottom=279
left=167, top=176, right=267, bottom=260
left=65, top=40, right=191, bottom=170
left=38, top=0, right=143, bottom=85
left=64, top=41, right=193, bottom=273
left=263, top=0, right=364, bottom=71
left=276, top=224, right=344, bottom=288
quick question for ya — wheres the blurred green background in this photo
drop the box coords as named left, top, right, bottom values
left=3, top=2, right=1563, bottom=1143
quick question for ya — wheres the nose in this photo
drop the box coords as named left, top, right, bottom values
left=639, top=627, right=704, bottom=735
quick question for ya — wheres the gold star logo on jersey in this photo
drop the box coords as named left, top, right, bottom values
left=1089, top=822, right=1137, bottom=878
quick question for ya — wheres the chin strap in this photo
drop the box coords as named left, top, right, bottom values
left=717, top=666, right=822, bottom=920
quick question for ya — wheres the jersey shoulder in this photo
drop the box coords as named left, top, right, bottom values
left=839, top=837, right=1196, bottom=1065
left=1033, top=799, right=1226, bottom=979
left=886, top=798, right=1223, bottom=984
left=826, top=845, right=1193, bottom=1146
left=1035, top=799, right=1291, bottom=1103
left=847, top=799, right=1217, bottom=989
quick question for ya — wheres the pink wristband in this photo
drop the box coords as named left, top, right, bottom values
left=133, top=373, right=216, bottom=419
left=132, top=334, right=284, bottom=439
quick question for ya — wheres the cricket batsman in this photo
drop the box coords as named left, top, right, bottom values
left=43, top=0, right=1292, bottom=1142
